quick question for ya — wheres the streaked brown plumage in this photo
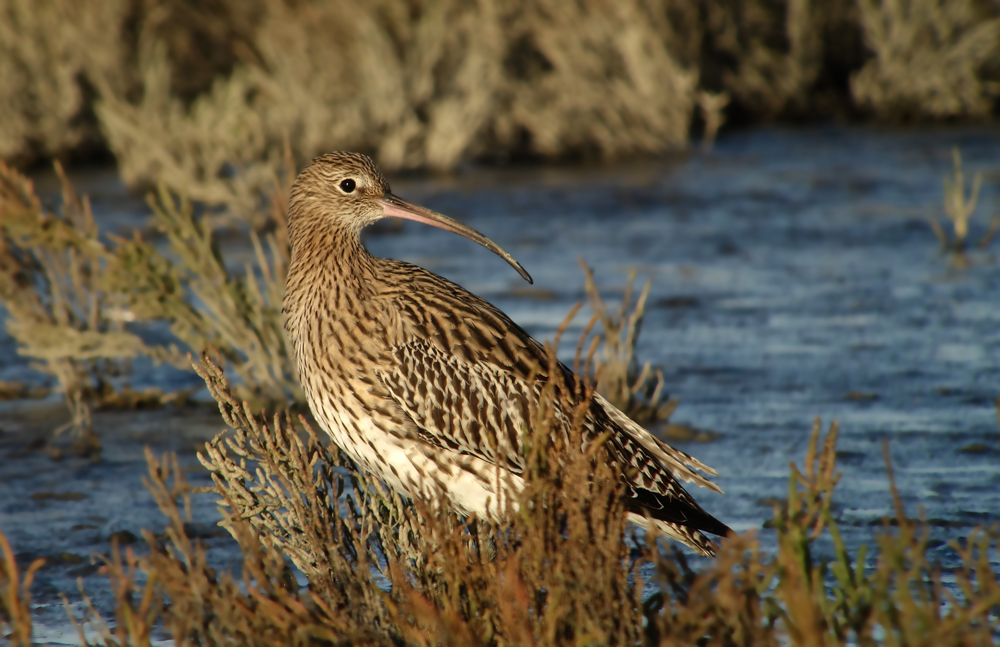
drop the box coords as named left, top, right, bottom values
left=282, top=152, right=730, bottom=555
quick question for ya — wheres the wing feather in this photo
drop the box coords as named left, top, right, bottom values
left=374, top=261, right=730, bottom=543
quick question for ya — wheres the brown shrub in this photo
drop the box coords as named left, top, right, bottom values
left=60, top=333, right=648, bottom=645
left=46, top=357, right=1000, bottom=645
left=2, top=307, right=996, bottom=642
left=0, top=531, right=44, bottom=647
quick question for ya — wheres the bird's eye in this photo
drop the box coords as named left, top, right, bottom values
left=339, top=178, right=356, bottom=193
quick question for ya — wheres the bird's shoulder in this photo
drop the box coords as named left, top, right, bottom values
left=374, top=260, right=552, bottom=380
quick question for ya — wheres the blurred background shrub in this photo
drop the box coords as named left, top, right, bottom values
left=3, top=0, right=999, bottom=189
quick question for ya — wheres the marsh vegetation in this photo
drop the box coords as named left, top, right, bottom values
left=929, top=148, right=1000, bottom=257
left=3, top=356, right=998, bottom=645
left=2, top=1, right=1000, bottom=643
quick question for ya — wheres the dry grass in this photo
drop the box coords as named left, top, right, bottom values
left=106, top=178, right=300, bottom=406
left=852, top=0, right=1000, bottom=121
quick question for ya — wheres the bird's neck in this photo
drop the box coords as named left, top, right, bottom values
left=282, top=220, right=389, bottom=397
left=284, top=225, right=379, bottom=321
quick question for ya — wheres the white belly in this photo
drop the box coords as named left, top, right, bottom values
left=322, top=408, right=523, bottom=519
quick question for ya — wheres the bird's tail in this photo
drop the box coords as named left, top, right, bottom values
left=627, top=513, right=721, bottom=557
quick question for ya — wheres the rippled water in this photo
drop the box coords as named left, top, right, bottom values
left=3, top=126, right=1000, bottom=641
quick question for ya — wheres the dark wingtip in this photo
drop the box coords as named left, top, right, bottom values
left=690, top=512, right=731, bottom=539
left=627, top=488, right=730, bottom=538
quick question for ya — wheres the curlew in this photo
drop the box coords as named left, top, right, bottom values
left=282, top=152, right=730, bottom=555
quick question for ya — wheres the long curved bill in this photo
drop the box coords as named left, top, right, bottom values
left=380, top=193, right=533, bottom=284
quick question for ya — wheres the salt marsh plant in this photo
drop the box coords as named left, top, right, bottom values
left=107, top=183, right=300, bottom=405
left=2, top=305, right=998, bottom=642
left=94, top=0, right=699, bottom=222
left=0, top=161, right=299, bottom=449
left=579, top=259, right=678, bottom=428
left=19, top=356, right=996, bottom=646
left=0, top=531, right=43, bottom=647
left=95, top=42, right=284, bottom=227
left=929, top=148, right=1000, bottom=255
left=0, top=162, right=151, bottom=451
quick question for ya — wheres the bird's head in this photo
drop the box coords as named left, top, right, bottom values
left=289, top=152, right=532, bottom=283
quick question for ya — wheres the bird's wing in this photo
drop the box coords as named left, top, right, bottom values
left=376, top=261, right=554, bottom=381
left=375, top=338, right=533, bottom=474
left=375, top=338, right=730, bottom=539
left=374, top=262, right=728, bottom=537
left=595, top=393, right=721, bottom=492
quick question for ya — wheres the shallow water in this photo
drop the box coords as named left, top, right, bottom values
left=3, top=126, right=1000, bottom=641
